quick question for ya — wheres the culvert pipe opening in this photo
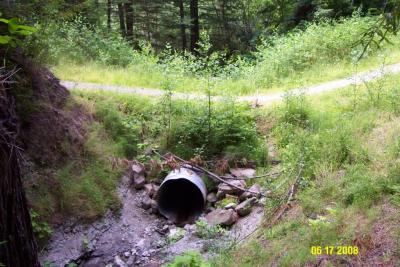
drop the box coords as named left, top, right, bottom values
left=157, top=168, right=207, bottom=225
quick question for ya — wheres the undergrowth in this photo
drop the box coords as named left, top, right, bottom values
left=32, top=15, right=400, bottom=95
left=208, top=73, right=400, bottom=266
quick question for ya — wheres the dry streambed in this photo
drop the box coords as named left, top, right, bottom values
left=40, top=168, right=266, bottom=267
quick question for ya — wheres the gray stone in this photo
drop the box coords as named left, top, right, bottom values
left=114, top=255, right=127, bottom=267
left=240, top=183, right=262, bottom=200
left=206, top=192, right=218, bottom=203
left=144, top=183, right=159, bottom=199
left=124, top=251, right=131, bottom=258
left=205, top=208, right=238, bottom=226
left=150, top=199, right=158, bottom=214
left=131, top=162, right=146, bottom=175
left=230, top=168, right=256, bottom=178
left=235, top=197, right=257, bottom=217
left=135, top=238, right=146, bottom=250
left=216, top=180, right=246, bottom=198
left=141, top=195, right=152, bottom=210
left=224, top=203, right=237, bottom=209
left=133, top=174, right=146, bottom=190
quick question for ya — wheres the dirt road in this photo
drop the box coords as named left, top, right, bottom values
left=61, top=63, right=400, bottom=104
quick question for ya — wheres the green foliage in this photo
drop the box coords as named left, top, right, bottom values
left=195, top=219, right=226, bottom=239
left=169, top=101, right=267, bottom=162
left=165, top=251, right=210, bottom=267
left=252, top=16, right=378, bottom=87
left=166, top=228, right=186, bottom=244
left=31, top=17, right=156, bottom=66
left=30, top=209, right=52, bottom=241
left=0, top=17, right=36, bottom=47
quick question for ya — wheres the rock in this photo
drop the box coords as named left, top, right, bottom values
left=150, top=199, right=158, bottom=214
left=206, top=192, right=217, bottom=203
left=184, top=224, right=196, bottom=233
left=135, top=238, right=146, bottom=250
left=133, top=174, right=146, bottom=190
left=131, top=162, right=146, bottom=175
left=124, top=251, right=131, bottom=258
left=131, top=248, right=138, bottom=256
left=235, top=197, right=257, bottom=217
left=144, top=183, right=159, bottom=199
left=230, top=168, right=256, bottom=178
left=224, top=203, right=237, bottom=209
left=205, top=208, right=238, bottom=226
left=240, top=183, right=262, bottom=200
left=114, top=255, right=128, bottom=267
left=216, top=180, right=246, bottom=198
left=142, top=251, right=151, bottom=257
left=141, top=195, right=152, bottom=210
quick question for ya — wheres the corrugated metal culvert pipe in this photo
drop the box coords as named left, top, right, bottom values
left=157, top=167, right=207, bottom=225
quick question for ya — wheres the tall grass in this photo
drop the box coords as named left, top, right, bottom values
left=34, top=15, right=400, bottom=95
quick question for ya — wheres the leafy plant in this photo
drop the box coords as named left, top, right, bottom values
left=30, top=209, right=52, bottom=241
left=165, top=251, right=210, bottom=267
left=0, top=17, right=36, bottom=46
left=195, top=219, right=226, bottom=239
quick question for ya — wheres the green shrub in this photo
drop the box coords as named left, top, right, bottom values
left=165, top=251, right=210, bottom=267
left=251, top=15, right=378, bottom=86
left=168, top=101, right=267, bottom=163
left=343, top=165, right=381, bottom=208
left=195, top=219, right=226, bottom=239
left=30, top=209, right=52, bottom=241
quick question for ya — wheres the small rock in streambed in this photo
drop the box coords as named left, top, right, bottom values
left=239, top=183, right=262, bottom=201
left=144, top=183, right=159, bottom=199
left=205, top=208, right=238, bottom=226
left=206, top=192, right=218, bottom=203
left=216, top=180, right=246, bottom=199
left=114, top=255, right=128, bottom=267
left=133, top=174, right=146, bottom=190
left=224, top=203, right=237, bottom=209
left=141, top=196, right=152, bottom=210
left=235, top=197, right=257, bottom=217
left=230, top=168, right=256, bottom=178
left=150, top=199, right=158, bottom=214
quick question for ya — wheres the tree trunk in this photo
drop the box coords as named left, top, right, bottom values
left=124, top=0, right=134, bottom=42
left=178, top=0, right=187, bottom=50
left=190, top=0, right=199, bottom=52
left=117, top=2, right=126, bottom=37
left=107, top=0, right=112, bottom=30
left=0, top=73, right=40, bottom=267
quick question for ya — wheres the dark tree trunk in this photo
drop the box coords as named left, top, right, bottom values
left=124, top=0, right=134, bottom=42
left=190, top=0, right=199, bottom=52
left=178, top=0, right=187, bottom=50
left=107, top=0, right=112, bottom=30
left=0, top=73, right=40, bottom=267
left=117, top=2, right=126, bottom=37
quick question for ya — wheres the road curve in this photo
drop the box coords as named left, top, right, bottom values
left=61, top=62, right=400, bottom=104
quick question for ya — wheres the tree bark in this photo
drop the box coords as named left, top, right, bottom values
left=190, top=0, right=199, bottom=52
left=124, top=0, right=134, bottom=42
left=107, top=0, right=112, bottom=30
left=117, top=2, right=126, bottom=37
left=178, top=0, right=187, bottom=50
left=0, top=73, right=40, bottom=267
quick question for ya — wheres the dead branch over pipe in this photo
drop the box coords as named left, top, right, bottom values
left=152, top=150, right=266, bottom=197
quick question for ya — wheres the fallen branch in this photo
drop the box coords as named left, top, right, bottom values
left=221, top=172, right=281, bottom=180
left=153, top=150, right=266, bottom=197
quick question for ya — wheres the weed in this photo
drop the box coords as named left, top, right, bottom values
left=30, top=209, right=52, bottom=242
left=165, top=251, right=210, bottom=267
left=195, top=219, right=226, bottom=239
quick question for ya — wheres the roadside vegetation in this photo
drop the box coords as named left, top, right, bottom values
left=208, top=72, right=400, bottom=266
left=32, top=15, right=400, bottom=95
